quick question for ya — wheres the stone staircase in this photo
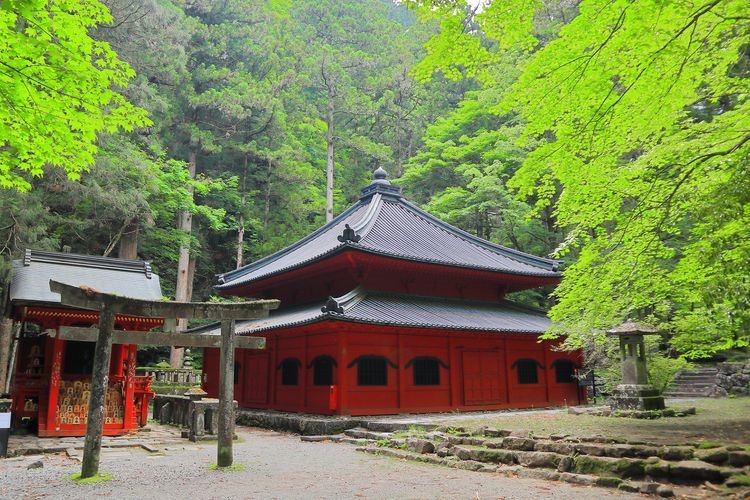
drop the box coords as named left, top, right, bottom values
left=663, top=367, right=719, bottom=398
left=301, top=423, right=750, bottom=497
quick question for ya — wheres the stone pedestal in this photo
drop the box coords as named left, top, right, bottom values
left=608, top=384, right=665, bottom=410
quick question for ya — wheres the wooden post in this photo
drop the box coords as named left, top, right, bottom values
left=217, top=319, right=235, bottom=467
left=81, top=303, right=115, bottom=478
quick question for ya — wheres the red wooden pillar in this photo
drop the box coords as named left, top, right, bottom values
left=123, top=345, right=137, bottom=430
left=45, top=336, right=64, bottom=433
left=338, top=332, right=348, bottom=414
left=543, top=342, right=550, bottom=403
left=504, top=339, right=513, bottom=405
left=269, top=334, right=278, bottom=406
left=111, top=344, right=126, bottom=377
left=448, top=335, right=460, bottom=407
left=396, top=331, right=403, bottom=410
left=302, top=334, right=308, bottom=410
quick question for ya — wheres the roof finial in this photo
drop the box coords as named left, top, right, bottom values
left=359, top=166, right=402, bottom=199
left=373, top=166, right=388, bottom=181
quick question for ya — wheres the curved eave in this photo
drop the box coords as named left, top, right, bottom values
left=239, top=313, right=548, bottom=336
left=216, top=244, right=561, bottom=295
left=216, top=201, right=366, bottom=287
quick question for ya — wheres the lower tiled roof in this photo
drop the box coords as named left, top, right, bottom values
left=196, top=287, right=551, bottom=335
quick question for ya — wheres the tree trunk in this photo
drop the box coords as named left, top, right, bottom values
left=0, top=318, right=13, bottom=393
left=171, top=150, right=197, bottom=368
left=237, top=157, right=248, bottom=269
left=118, top=221, right=139, bottom=260
left=263, top=154, right=272, bottom=231
left=326, top=92, right=335, bottom=223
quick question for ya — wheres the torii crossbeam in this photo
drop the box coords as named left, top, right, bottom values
left=49, top=280, right=280, bottom=478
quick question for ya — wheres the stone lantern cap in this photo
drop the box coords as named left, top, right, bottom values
left=606, top=319, right=659, bottom=337
left=184, top=386, right=208, bottom=400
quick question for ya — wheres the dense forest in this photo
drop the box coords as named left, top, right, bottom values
left=0, top=0, right=747, bottom=374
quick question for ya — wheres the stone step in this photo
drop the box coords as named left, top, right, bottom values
left=361, top=421, right=439, bottom=433
left=663, top=392, right=712, bottom=398
left=343, top=428, right=393, bottom=440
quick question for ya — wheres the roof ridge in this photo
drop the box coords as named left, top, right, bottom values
left=350, top=193, right=383, bottom=238
left=396, top=199, right=560, bottom=272
left=24, top=249, right=152, bottom=278
left=217, top=200, right=366, bottom=286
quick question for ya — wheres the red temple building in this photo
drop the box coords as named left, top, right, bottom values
left=6, top=250, right=162, bottom=436
left=203, top=168, right=584, bottom=415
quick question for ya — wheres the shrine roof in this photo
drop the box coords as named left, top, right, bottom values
left=216, top=169, right=560, bottom=291
left=197, top=286, right=551, bottom=335
left=8, top=249, right=162, bottom=307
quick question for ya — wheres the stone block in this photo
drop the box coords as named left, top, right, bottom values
left=656, top=485, right=675, bottom=497
left=595, top=476, right=623, bottom=488
left=669, top=460, right=724, bottom=482
left=559, top=472, right=597, bottom=485
left=405, top=438, right=435, bottom=455
left=575, top=443, right=606, bottom=456
left=644, top=459, right=670, bottom=477
left=659, top=446, right=694, bottom=460
left=557, top=456, right=574, bottom=472
left=515, top=451, right=561, bottom=469
left=502, top=436, right=536, bottom=451
left=535, top=441, right=575, bottom=455
left=728, top=451, right=750, bottom=467
left=694, top=447, right=728, bottom=464
left=573, top=455, right=645, bottom=478
left=470, top=448, right=516, bottom=465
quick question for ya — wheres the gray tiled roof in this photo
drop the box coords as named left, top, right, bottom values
left=217, top=174, right=560, bottom=291
left=8, top=250, right=162, bottom=306
left=196, top=287, right=551, bottom=335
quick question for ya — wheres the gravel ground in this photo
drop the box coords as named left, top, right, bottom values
left=1, top=426, right=635, bottom=500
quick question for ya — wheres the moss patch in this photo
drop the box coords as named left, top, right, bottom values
left=697, top=441, right=722, bottom=449
left=67, top=472, right=113, bottom=484
left=208, top=462, right=247, bottom=472
left=727, top=474, right=750, bottom=487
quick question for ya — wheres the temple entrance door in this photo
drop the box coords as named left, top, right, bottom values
left=242, top=355, right=269, bottom=404
left=462, top=350, right=504, bottom=405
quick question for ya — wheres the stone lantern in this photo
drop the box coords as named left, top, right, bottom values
left=606, top=320, right=665, bottom=410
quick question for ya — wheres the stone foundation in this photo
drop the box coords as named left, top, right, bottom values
left=608, top=384, right=665, bottom=410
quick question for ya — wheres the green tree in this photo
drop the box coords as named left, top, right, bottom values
left=0, top=0, right=148, bottom=191
left=417, top=0, right=749, bottom=357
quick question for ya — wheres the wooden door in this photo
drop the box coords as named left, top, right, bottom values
left=242, top=355, right=269, bottom=404
left=462, top=351, right=503, bottom=405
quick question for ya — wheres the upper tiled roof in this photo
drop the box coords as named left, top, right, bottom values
left=8, top=249, right=163, bottom=306
left=217, top=170, right=560, bottom=291
left=195, top=286, right=551, bottom=335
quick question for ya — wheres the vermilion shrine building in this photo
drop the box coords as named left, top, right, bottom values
left=6, top=250, right=162, bottom=436
left=203, top=169, right=584, bottom=415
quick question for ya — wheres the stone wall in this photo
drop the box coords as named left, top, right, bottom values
left=712, top=362, right=750, bottom=397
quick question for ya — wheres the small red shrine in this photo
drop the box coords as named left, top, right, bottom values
left=6, top=250, right=162, bottom=436
left=202, top=169, right=584, bottom=415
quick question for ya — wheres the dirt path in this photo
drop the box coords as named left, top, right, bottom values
left=2, top=426, right=634, bottom=499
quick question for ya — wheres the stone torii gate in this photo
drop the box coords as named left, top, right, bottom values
left=49, top=280, right=280, bottom=478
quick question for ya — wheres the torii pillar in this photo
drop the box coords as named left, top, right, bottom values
left=49, top=280, right=279, bottom=478
left=606, top=320, right=665, bottom=411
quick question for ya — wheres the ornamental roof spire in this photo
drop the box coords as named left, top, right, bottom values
left=359, top=166, right=402, bottom=200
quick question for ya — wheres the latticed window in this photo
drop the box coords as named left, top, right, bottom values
left=357, top=357, right=387, bottom=386
left=281, top=358, right=299, bottom=385
left=312, top=356, right=335, bottom=386
left=413, top=358, right=440, bottom=385
left=554, top=360, right=576, bottom=383
left=516, top=359, right=539, bottom=384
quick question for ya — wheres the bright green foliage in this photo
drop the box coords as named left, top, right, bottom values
left=495, top=0, right=750, bottom=356
left=0, top=0, right=149, bottom=191
left=411, top=0, right=749, bottom=358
